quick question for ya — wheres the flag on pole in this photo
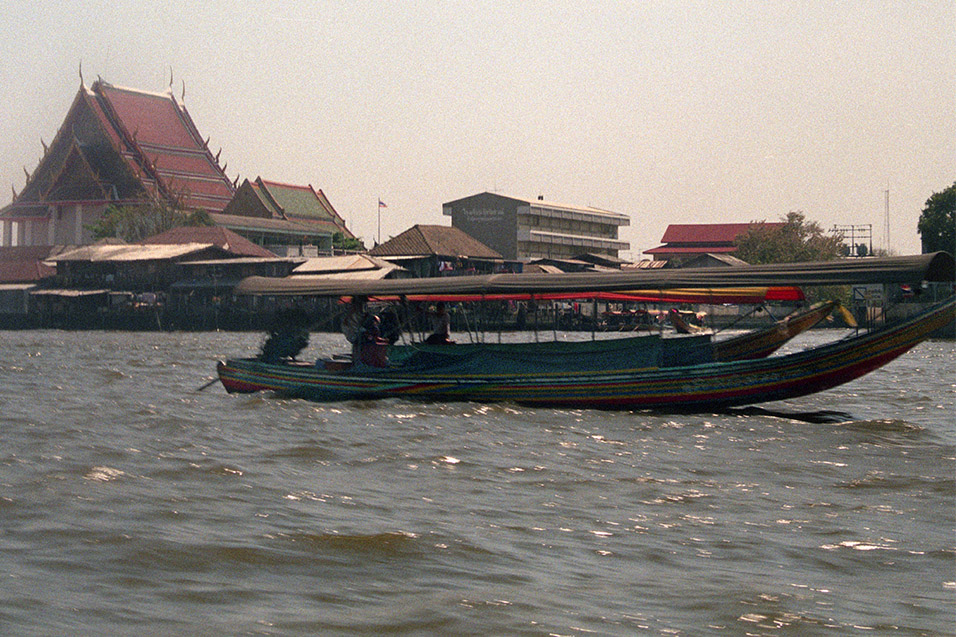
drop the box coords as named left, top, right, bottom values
left=378, top=199, right=387, bottom=208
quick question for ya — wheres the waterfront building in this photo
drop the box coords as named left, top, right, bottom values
left=369, top=224, right=504, bottom=278
left=290, top=254, right=408, bottom=280
left=0, top=246, right=61, bottom=283
left=442, top=192, right=630, bottom=261
left=1, top=78, right=235, bottom=247
left=31, top=241, right=302, bottom=330
left=644, top=223, right=783, bottom=265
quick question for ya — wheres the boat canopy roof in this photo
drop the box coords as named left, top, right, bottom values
left=233, top=252, right=954, bottom=298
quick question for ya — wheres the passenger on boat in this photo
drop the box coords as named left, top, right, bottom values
left=425, top=301, right=454, bottom=345
left=339, top=296, right=390, bottom=368
left=356, top=313, right=389, bottom=367
left=379, top=307, right=402, bottom=345
left=342, top=295, right=367, bottom=360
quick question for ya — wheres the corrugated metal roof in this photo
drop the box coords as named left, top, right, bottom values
left=369, top=225, right=502, bottom=260
left=300, top=266, right=404, bottom=281
left=142, top=226, right=277, bottom=258
left=526, top=264, right=565, bottom=274
left=293, top=254, right=378, bottom=274
left=179, top=256, right=300, bottom=266
left=683, top=253, right=751, bottom=267
left=49, top=243, right=220, bottom=262
left=292, top=254, right=407, bottom=279
left=622, top=259, right=668, bottom=270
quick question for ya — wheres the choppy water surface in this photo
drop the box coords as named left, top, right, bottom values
left=1, top=329, right=953, bottom=635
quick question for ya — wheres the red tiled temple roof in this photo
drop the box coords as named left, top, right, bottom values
left=9, top=79, right=235, bottom=214
left=97, top=85, right=200, bottom=148
left=646, top=222, right=787, bottom=257
left=91, top=82, right=235, bottom=211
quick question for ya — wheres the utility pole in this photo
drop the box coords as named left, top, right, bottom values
left=883, top=187, right=891, bottom=253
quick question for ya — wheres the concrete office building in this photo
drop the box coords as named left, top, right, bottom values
left=442, top=192, right=629, bottom=261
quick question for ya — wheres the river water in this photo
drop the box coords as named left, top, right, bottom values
left=1, top=328, right=953, bottom=636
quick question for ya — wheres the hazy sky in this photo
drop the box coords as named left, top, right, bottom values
left=2, top=1, right=952, bottom=256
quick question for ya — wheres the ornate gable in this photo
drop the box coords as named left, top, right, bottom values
left=11, top=78, right=235, bottom=212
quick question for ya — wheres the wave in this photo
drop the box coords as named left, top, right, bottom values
left=269, top=442, right=338, bottom=461
left=727, top=407, right=856, bottom=423
left=274, top=530, right=421, bottom=556
left=836, top=418, right=924, bottom=434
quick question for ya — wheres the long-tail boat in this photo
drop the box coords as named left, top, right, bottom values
left=217, top=252, right=954, bottom=410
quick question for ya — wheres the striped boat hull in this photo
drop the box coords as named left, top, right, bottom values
left=217, top=297, right=954, bottom=410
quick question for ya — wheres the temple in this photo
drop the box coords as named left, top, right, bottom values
left=217, top=177, right=356, bottom=256
left=1, top=78, right=235, bottom=247
left=1, top=77, right=356, bottom=256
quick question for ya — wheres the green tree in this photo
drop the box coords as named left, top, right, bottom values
left=332, top=232, right=364, bottom=252
left=917, top=182, right=955, bottom=254
left=735, top=211, right=849, bottom=304
left=734, top=211, right=846, bottom=264
left=87, top=194, right=213, bottom=242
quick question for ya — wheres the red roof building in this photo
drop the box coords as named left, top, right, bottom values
left=2, top=78, right=235, bottom=248
left=0, top=246, right=66, bottom=283
left=644, top=223, right=784, bottom=264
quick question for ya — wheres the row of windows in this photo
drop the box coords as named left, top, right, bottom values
left=518, top=241, right=617, bottom=260
left=519, top=214, right=617, bottom=239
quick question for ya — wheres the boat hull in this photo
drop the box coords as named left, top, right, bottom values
left=217, top=297, right=954, bottom=410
